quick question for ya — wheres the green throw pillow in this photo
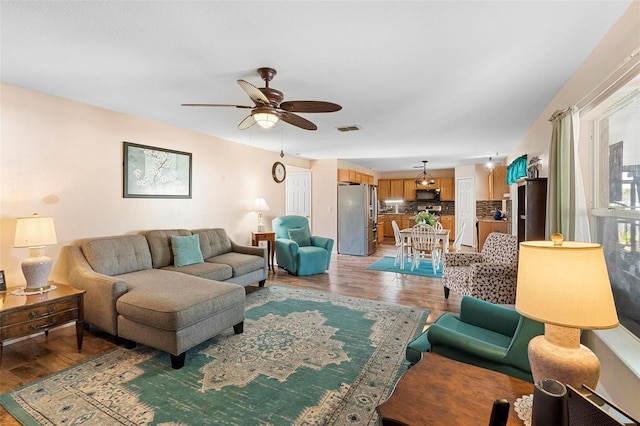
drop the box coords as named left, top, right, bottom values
left=171, top=234, right=204, bottom=267
left=288, top=227, right=311, bottom=247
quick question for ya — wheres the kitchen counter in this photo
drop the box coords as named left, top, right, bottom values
left=477, top=219, right=511, bottom=251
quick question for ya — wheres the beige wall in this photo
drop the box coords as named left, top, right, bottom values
left=0, top=84, right=317, bottom=286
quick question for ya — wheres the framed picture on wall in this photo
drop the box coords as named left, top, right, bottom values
left=123, top=142, right=192, bottom=199
left=0, top=270, right=6, bottom=292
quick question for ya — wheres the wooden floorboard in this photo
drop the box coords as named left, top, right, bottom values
left=0, top=239, right=464, bottom=424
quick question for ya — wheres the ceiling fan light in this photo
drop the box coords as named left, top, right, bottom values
left=254, top=112, right=279, bottom=129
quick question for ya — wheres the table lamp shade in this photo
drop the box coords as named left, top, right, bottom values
left=14, top=215, right=57, bottom=248
left=515, top=239, right=618, bottom=330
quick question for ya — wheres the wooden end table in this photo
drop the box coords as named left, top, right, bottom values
left=0, top=283, right=85, bottom=366
left=251, top=231, right=276, bottom=272
left=376, top=352, right=533, bottom=425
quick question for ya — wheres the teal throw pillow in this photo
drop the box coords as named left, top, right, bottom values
left=171, top=234, right=204, bottom=267
left=288, top=227, right=311, bottom=247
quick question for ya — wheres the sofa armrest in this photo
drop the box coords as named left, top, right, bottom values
left=470, top=262, right=518, bottom=278
left=66, top=245, right=128, bottom=336
left=443, top=252, right=484, bottom=267
left=458, top=296, right=521, bottom=336
left=274, top=238, right=299, bottom=271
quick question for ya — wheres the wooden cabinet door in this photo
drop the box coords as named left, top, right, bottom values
left=378, top=179, right=391, bottom=200
left=390, top=180, right=404, bottom=199
left=403, top=179, right=416, bottom=201
left=489, top=166, right=509, bottom=200
left=337, top=169, right=350, bottom=182
left=440, top=177, right=455, bottom=201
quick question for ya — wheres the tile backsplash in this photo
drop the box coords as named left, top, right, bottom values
left=476, top=200, right=512, bottom=219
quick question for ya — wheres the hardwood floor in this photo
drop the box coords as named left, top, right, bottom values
left=0, top=239, right=463, bottom=424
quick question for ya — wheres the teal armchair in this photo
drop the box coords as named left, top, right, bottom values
left=272, top=215, right=334, bottom=276
left=406, top=296, right=544, bottom=382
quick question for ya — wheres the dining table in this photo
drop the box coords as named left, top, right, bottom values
left=399, top=227, right=450, bottom=270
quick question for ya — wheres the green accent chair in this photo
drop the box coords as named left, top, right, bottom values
left=272, top=215, right=334, bottom=276
left=406, top=296, right=544, bottom=382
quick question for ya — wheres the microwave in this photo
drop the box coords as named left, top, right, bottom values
left=415, top=189, right=440, bottom=202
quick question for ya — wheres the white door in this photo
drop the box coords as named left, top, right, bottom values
left=455, top=177, right=476, bottom=247
left=286, top=171, right=312, bottom=225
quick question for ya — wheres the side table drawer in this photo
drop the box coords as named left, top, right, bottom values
left=1, top=298, right=78, bottom=326
left=1, top=309, right=79, bottom=340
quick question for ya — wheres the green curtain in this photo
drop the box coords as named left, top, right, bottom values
left=506, top=155, right=527, bottom=185
left=548, top=107, right=575, bottom=240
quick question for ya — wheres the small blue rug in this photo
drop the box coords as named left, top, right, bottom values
left=367, top=256, right=443, bottom=277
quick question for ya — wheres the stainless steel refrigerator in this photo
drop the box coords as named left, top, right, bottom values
left=338, top=184, right=378, bottom=256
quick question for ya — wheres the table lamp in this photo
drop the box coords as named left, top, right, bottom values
left=515, top=234, right=618, bottom=389
left=13, top=213, right=58, bottom=293
left=253, top=198, right=270, bottom=232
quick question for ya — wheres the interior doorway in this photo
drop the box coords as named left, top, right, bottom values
left=455, top=177, right=476, bottom=248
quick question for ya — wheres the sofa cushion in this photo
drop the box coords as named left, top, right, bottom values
left=82, top=235, right=152, bottom=276
left=206, top=252, right=265, bottom=277
left=171, top=234, right=204, bottom=267
left=288, top=227, right=311, bottom=247
left=161, top=262, right=233, bottom=281
left=193, top=228, right=233, bottom=259
left=115, top=269, right=244, bottom=331
left=145, top=229, right=192, bottom=268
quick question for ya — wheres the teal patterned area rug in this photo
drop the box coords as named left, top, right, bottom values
left=1, top=285, right=428, bottom=426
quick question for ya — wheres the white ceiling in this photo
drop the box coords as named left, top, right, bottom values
left=1, top=1, right=633, bottom=172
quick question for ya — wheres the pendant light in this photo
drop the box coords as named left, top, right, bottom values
left=415, top=160, right=436, bottom=188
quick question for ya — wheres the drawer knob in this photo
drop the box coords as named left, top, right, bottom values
left=29, top=318, right=57, bottom=331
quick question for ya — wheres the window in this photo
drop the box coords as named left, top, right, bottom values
left=587, top=72, right=640, bottom=339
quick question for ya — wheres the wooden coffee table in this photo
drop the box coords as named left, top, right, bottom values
left=377, top=352, right=533, bottom=425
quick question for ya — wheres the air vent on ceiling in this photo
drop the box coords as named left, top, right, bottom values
left=337, top=125, right=361, bottom=132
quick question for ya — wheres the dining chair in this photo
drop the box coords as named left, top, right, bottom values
left=452, top=221, right=467, bottom=252
left=434, top=221, right=444, bottom=231
left=391, top=220, right=411, bottom=267
left=410, top=224, right=440, bottom=271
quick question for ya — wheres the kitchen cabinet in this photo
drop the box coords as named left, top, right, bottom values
left=478, top=220, right=510, bottom=251
left=378, top=179, right=391, bottom=200
left=415, top=178, right=440, bottom=191
left=390, top=180, right=404, bottom=199
left=488, top=166, right=509, bottom=200
left=439, top=215, right=455, bottom=241
left=383, top=214, right=416, bottom=237
left=338, top=168, right=374, bottom=185
left=403, top=179, right=416, bottom=201
left=517, top=178, right=547, bottom=243
left=440, top=177, right=455, bottom=201
left=377, top=216, right=385, bottom=243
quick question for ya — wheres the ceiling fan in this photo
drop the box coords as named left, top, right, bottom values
left=181, top=67, right=342, bottom=131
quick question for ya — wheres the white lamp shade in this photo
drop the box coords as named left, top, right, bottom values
left=253, top=112, right=279, bottom=129
left=14, top=214, right=57, bottom=248
left=253, top=198, right=270, bottom=212
left=515, top=238, right=618, bottom=330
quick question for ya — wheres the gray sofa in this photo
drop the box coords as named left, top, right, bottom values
left=67, top=228, right=267, bottom=369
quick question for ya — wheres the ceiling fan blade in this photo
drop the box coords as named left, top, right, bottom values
left=280, top=111, right=317, bottom=131
left=181, top=103, right=253, bottom=108
left=238, top=115, right=256, bottom=130
left=279, top=100, right=342, bottom=113
left=237, top=79, right=270, bottom=105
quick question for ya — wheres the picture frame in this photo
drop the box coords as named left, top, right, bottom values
left=123, top=142, right=192, bottom=199
left=0, top=270, right=6, bottom=292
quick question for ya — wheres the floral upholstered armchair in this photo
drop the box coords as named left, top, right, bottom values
left=442, top=232, right=519, bottom=304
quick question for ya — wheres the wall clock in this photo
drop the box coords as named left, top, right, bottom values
left=272, top=162, right=286, bottom=183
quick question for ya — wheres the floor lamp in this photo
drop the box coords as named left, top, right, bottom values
left=515, top=234, right=618, bottom=389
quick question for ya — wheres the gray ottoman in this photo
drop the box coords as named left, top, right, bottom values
left=115, top=269, right=245, bottom=368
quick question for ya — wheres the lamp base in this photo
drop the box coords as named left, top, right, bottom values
left=528, top=325, right=600, bottom=389
left=21, top=255, right=53, bottom=292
